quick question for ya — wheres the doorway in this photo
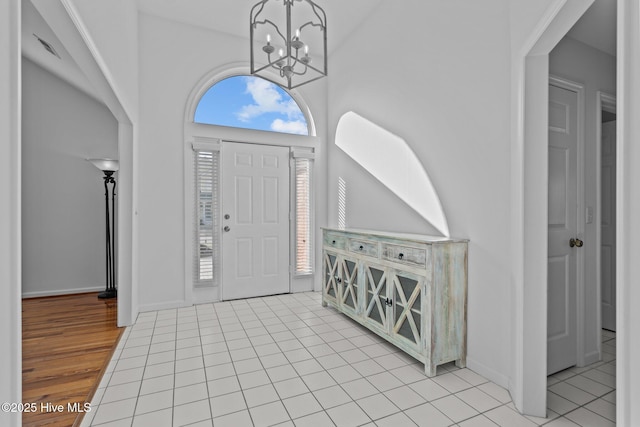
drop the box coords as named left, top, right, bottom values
left=598, top=93, right=617, bottom=333
left=547, top=79, right=582, bottom=376
left=221, top=142, right=291, bottom=300
left=514, top=0, right=624, bottom=417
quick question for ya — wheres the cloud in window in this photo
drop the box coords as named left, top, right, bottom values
left=194, top=75, right=309, bottom=136
left=237, top=77, right=302, bottom=122
left=271, top=119, right=308, bottom=135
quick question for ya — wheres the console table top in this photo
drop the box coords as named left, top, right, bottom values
left=321, top=227, right=469, bottom=245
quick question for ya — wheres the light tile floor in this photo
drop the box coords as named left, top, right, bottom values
left=81, top=292, right=617, bottom=427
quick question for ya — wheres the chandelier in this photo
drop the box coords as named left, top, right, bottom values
left=250, top=0, right=327, bottom=89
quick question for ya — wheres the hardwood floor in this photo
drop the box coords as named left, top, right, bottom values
left=22, top=293, right=123, bottom=427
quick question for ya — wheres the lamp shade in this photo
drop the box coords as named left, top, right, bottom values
left=87, top=158, right=119, bottom=172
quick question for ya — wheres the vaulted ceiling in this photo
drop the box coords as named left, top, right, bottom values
left=136, top=0, right=384, bottom=55
left=566, top=0, right=616, bottom=56
left=22, top=0, right=616, bottom=103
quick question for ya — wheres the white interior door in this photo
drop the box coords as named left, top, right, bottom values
left=221, top=142, right=290, bottom=300
left=601, top=119, right=616, bottom=331
left=547, top=83, right=579, bottom=375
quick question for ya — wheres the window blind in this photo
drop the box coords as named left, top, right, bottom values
left=295, top=157, right=313, bottom=274
left=193, top=149, right=219, bottom=288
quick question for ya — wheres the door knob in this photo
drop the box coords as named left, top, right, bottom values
left=223, top=226, right=230, bottom=232
left=569, top=238, right=584, bottom=248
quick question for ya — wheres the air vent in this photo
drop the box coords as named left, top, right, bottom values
left=33, top=34, right=61, bottom=59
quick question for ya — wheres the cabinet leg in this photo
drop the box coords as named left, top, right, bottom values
left=455, top=357, right=467, bottom=369
left=425, top=362, right=437, bottom=378
left=322, top=300, right=328, bottom=307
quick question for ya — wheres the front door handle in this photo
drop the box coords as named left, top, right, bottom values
left=569, top=238, right=584, bottom=248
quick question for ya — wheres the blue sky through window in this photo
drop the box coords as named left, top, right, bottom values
left=194, top=76, right=309, bottom=135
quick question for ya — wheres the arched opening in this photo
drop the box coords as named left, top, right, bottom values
left=184, top=70, right=320, bottom=304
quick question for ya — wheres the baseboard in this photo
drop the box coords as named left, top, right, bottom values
left=138, top=300, right=192, bottom=313
left=192, top=286, right=219, bottom=304
left=140, top=290, right=319, bottom=314
left=466, top=356, right=511, bottom=390
left=22, top=286, right=105, bottom=298
left=581, top=349, right=601, bottom=367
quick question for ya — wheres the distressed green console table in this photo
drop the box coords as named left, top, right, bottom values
left=321, top=228, right=468, bottom=377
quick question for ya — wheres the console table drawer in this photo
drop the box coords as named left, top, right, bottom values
left=324, top=233, right=347, bottom=250
left=348, top=239, right=379, bottom=258
left=383, top=244, right=427, bottom=268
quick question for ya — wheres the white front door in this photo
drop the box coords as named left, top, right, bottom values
left=221, top=142, right=290, bottom=300
left=547, top=83, right=579, bottom=375
left=601, top=119, right=616, bottom=332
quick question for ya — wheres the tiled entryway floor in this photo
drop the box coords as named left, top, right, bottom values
left=81, top=292, right=616, bottom=426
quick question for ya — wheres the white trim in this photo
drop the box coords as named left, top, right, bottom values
left=0, top=0, right=22, bottom=424
left=117, top=122, right=137, bottom=327
left=512, top=0, right=594, bottom=417
left=467, top=357, right=510, bottom=390
left=595, top=91, right=616, bottom=363
left=549, top=75, right=587, bottom=368
left=22, top=286, right=105, bottom=299
left=186, top=122, right=320, bottom=148
left=138, top=300, right=193, bottom=313
left=184, top=141, right=195, bottom=305
left=520, top=0, right=569, bottom=58
left=192, top=138, right=221, bottom=151
left=292, top=147, right=316, bottom=159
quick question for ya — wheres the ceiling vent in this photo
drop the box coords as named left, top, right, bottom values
left=33, top=34, right=61, bottom=59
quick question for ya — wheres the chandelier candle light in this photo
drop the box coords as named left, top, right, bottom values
left=250, top=0, right=327, bottom=89
left=87, top=158, right=118, bottom=299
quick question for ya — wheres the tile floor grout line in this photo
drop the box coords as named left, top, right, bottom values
left=88, top=293, right=616, bottom=426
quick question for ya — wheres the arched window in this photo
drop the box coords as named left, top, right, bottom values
left=188, top=74, right=315, bottom=302
left=194, top=75, right=309, bottom=136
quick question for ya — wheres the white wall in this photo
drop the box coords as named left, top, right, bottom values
left=136, top=13, right=328, bottom=310
left=68, top=0, right=139, bottom=123
left=550, top=36, right=616, bottom=363
left=22, top=57, right=118, bottom=297
left=0, top=0, right=21, bottom=424
left=617, top=1, right=640, bottom=424
left=327, top=0, right=512, bottom=386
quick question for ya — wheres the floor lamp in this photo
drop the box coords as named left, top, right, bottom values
left=88, top=158, right=118, bottom=299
